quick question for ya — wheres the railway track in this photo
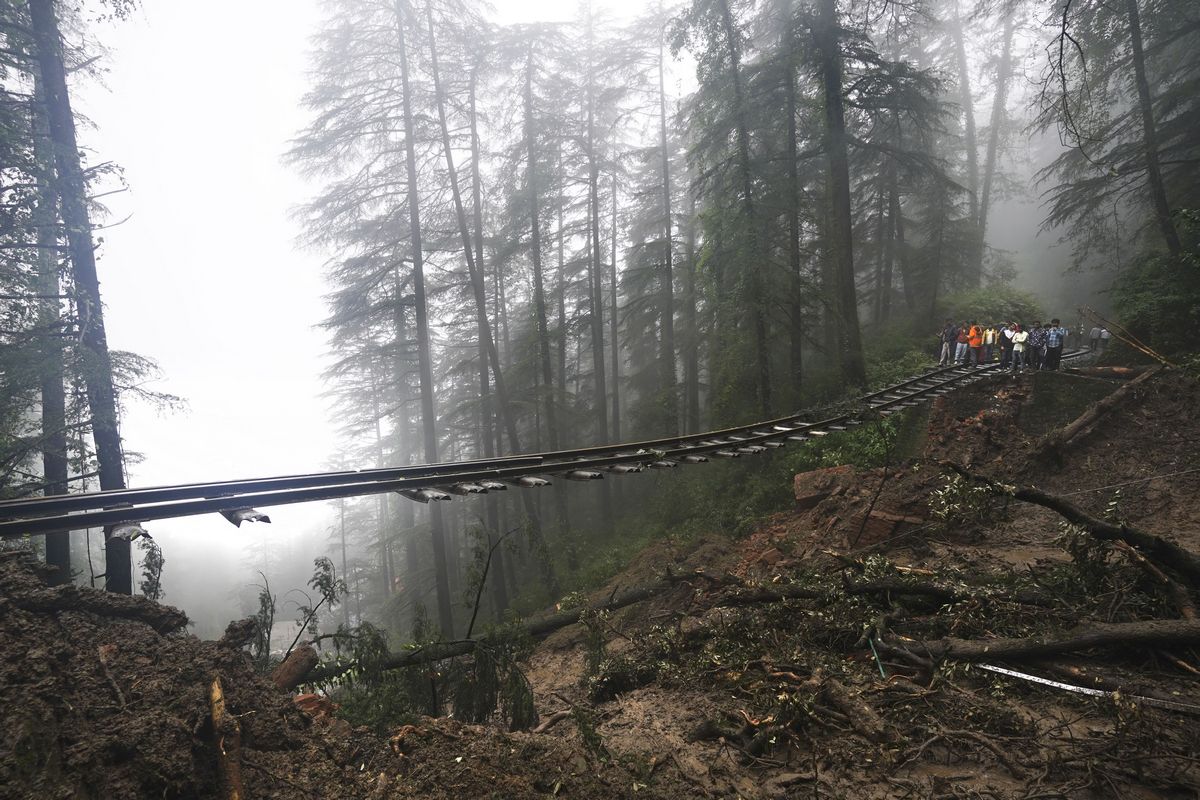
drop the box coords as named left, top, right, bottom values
left=0, top=352, right=1085, bottom=539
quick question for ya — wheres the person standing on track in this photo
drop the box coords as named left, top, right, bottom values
left=983, top=324, right=997, bottom=363
left=1027, top=321, right=1047, bottom=371
left=955, top=322, right=970, bottom=364
left=999, top=322, right=1015, bottom=368
left=968, top=321, right=984, bottom=366
left=938, top=319, right=958, bottom=366
left=1099, top=327, right=1111, bottom=353
left=1044, top=318, right=1068, bottom=370
left=1089, top=325, right=1102, bottom=351
left=1010, top=324, right=1029, bottom=371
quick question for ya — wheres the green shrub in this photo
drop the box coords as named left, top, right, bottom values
left=938, top=285, right=1043, bottom=327
left=1110, top=209, right=1200, bottom=357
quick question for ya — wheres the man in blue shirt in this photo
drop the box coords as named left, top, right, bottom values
left=1043, top=318, right=1068, bottom=370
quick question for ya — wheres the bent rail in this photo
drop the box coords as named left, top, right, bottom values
left=0, top=352, right=1084, bottom=538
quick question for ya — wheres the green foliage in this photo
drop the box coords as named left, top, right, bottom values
left=580, top=609, right=609, bottom=680
left=137, top=537, right=164, bottom=602
left=288, top=557, right=349, bottom=654
left=250, top=573, right=275, bottom=672
left=1057, top=523, right=1116, bottom=595
left=930, top=475, right=1004, bottom=527
left=938, top=285, right=1043, bottom=327
left=1110, top=210, right=1200, bottom=357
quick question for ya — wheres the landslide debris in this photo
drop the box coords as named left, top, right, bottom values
left=4, top=369, right=1199, bottom=800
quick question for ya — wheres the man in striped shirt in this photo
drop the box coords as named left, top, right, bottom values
left=1044, top=318, right=1068, bottom=370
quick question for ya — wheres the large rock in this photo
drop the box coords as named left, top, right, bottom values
left=793, top=465, right=852, bottom=510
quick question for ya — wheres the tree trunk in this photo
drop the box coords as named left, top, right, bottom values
left=370, top=370, right=394, bottom=600
left=522, top=41, right=561, bottom=595
left=716, top=0, right=771, bottom=416
left=32, top=74, right=69, bottom=585
left=781, top=2, right=804, bottom=405
left=525, top=44, right=560, bottom=452
left=977, top=13, right=1014, bottom=276
left=657, top=25, right=678, bottom=435
left=815, top=0, right=866, bottom=388
left=889, top=113, right=914, bottom=311
left=1124, top=0, right=1180, bottom=255
left=30, top=0, right=129, bottom=592
left=394, top=0, right=452, bottom=636
left=585, top=51, right=609, bottom=445
left=880, top=165, right=895, bottom=324
left=872, top=182, right=886, bottom=324
left=950, top=0, right=980, bottom=285
left=428, top=10, right=520, bottom=455
left=555, top=144, right=569, bottom=446
left=339, top=500, right=351, bottom=628
left=467, top=66, right=506, bottom=611
left=682, top=189, right=701, bottom=434
left=609, top=173, right=620, bottom=442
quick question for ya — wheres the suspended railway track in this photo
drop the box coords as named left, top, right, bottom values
left=0, top=352, right=1085, bottom=539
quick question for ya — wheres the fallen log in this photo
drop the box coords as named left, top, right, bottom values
left=842, top=577, right=1053, bottom=608
left=712, top=584, right=824, bottom=607
left=272, top=644, right=319, bottom=691
left=304, top=578, right=687, bottom=683
left=903, top=619, right=1200, bottom=663
left=943, top=462, right=1200, bottom=585
left=1062, top=365, right=1155, bottom=379
left=819, top=675, right=892, bottom=743
left=1034, top=365, right=1163, bottom=459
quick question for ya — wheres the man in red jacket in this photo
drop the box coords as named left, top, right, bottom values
left=968, top=322, right=984, bottom=366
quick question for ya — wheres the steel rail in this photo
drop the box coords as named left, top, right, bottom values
left=0, top=353, right=1084, bottom=539
left=0, top=455, right=546, bottom=518
left=0, top=362, right=964, bottom=521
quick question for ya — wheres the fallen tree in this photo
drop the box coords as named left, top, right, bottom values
left=302, top=568, right=1063, bottom=684
left=1034, top=365, right=1164, bottom=459
left=943, top=461, right=1200, bottom=585
left=887, top=619, right=1200, bottom=664
left=303, top=578, right=689, bottom=684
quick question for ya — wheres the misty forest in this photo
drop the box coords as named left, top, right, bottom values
left=1, top=0, right=1199, bottom=796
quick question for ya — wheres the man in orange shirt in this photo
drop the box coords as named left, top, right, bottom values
left=968, top=321, right=984, bottom=366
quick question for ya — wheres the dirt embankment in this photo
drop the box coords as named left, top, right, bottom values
left=2, top=368, right=1199, bottom=799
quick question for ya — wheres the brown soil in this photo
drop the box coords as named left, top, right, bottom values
left=2, top=368, right=1198, bottom=799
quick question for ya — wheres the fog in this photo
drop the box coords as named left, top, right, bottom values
left=21, top=0, right=1152, bottom=638
left=75, top=0, right=662, bottom=636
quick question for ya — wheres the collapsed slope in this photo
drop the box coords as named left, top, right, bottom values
left=2, top=367, right=1198, bottom=799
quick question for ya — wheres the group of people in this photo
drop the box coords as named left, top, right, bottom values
left=1088, top=326, right=1112, bottom=352
left=937, top=319, right=1073, bottom=372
